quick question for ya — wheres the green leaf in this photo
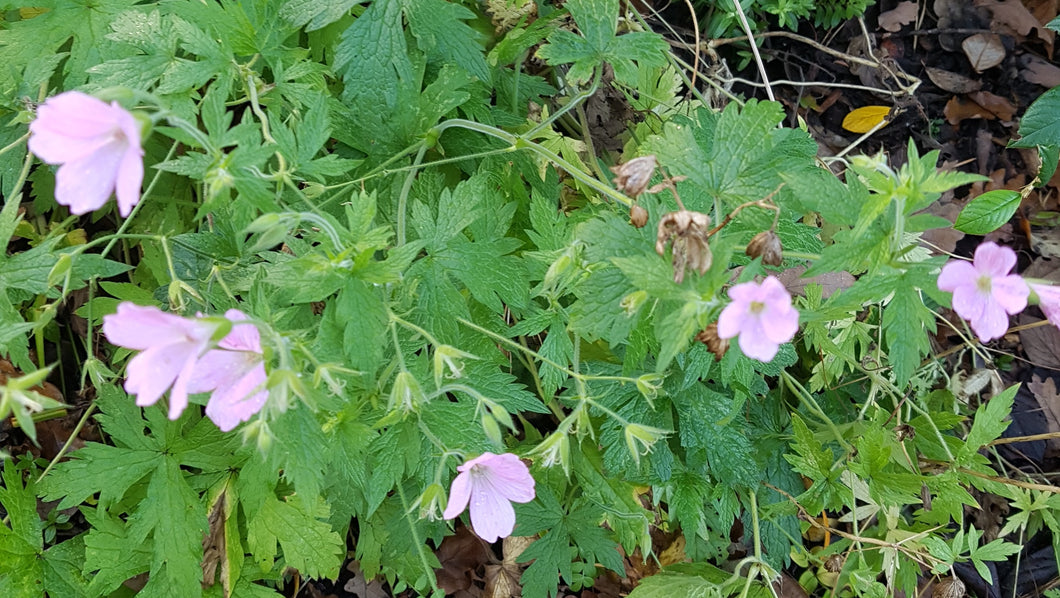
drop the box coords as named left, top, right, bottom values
left=281, top=0, right=366, bottom=31
left=249, top=495, right=344, bottom=579
left=0, top=460, right=43, bottom=598
left=883, top=273, right=936, bottom=383
left=675, top=385, right=761, bottom=486
left=954, top=190, right=1022, bottom=234
left=959, top=384, right=1017, bottom=463
left=402, top=0, right=490, bottom=83
left=536, top=0, right=667, bottom=85
left=1012, top=86, right=1060, bottom=149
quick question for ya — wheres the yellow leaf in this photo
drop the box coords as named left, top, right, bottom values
left=842, top=106, right=892, bottom=133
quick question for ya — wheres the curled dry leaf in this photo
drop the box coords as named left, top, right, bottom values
left=878, top=1, right=918, bottom=32
left=695, top=323, right=729, bottom=361
left=926, top=66, right=983, bottom=93
left=746, top=230, right=783, bottom=266
left=1021, top=54, right=1060, bottom=87
left=962, top=33, right=1006, bottom=71
left=968, top=90, right=1017, bottom=120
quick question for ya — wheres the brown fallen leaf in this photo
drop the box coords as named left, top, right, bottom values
left=968, top=90, right=1017, bottom=120
left=926, top=66, right=983, bottom=94
left=962, top=33, right=1007, bottom=71
left=1020, top=258, right=1060, bottom=369
left=975, top=0, right=1056, bottom=53
left=920, top=201, right=965, bottom=254
left=1027, top=374, right=1060, bottom=437
left=878, top=1, right=918, bottom=32
left=776, top=265, right=855, bottom=298
left=1021, top=53, right=1060, bottom=87
left=435, top=526, right=491, bottom=596
left=343, top=563, right=390, bottom=598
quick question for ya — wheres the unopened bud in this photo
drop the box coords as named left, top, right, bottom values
left=389, top=371, right=426, bottom=414
left=629, top=205, right=648, bottom=228
left=746, top=230, right=783, bottom=266
left=695, top=323, right=729, bottom=361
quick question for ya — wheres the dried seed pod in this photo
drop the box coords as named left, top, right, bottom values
left=933, top=577, right=966, bottom=598
left=895, top=423, right=915, bottom=441
left=695, top=324, right=729, bottom=361
left=656, top=210, right=712, bottom=283
left=746, top=230, right=783, bottom=266
left=629, top=204, right=648, bottom=228
left=610, top=155, right=658, bottom=198
left=824, top=554, right=844, bottom=573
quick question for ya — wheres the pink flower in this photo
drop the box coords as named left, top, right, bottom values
left=28, top=91, right=144, bottom=216
left=102, top=303, right=218, bottom=419
left=1029, top=282, right=1060, bottom=328
left=717, top=276, right=799, bottom=361
left=938, top=242, right=1028, bottom=342
left=190, top=310, right=268, bottom=432
left=443, top=452, right=536, bottom=542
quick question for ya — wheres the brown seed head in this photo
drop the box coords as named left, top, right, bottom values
left=694, top=324, right=729, bottom=361
left=656, top=210, right=712, bottom=283
left=610, top=155, right=658, bottom=198
left=746, top=230, right=783, bottom=266
left=824, top=554, right=844, bottom=573
left=933, top=577, right=966, bottom=598
left=630, top=204, right=648, bottom=228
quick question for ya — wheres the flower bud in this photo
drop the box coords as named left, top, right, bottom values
left=433, top=344, right=478, bottom=388
left=695, top=323, right=729, bottom=361
left=481, top=410, right=504, bottom=446
left=620, top=290, right=648, bottom=316
left=746, top=230, right=783, bottom=266
left=389, top=371, right=426, bottom=414
left=629, top=205, right=648, bottom=228
left=529, top=431, right=571, bottom=476
left=411, top=483, right=447, bottom=521
left=624, top=423, right=670, bottom=465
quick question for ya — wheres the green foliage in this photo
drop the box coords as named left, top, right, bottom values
left=0, top=1, right=1053, bottom=597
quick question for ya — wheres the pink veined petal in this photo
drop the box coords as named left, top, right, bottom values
left=218, top=313, right=263, bottom=352
left=468, top=481, right=517, bottom=543
left=34, top=93, right=120, bottom=135
left=443, top=471, right=472, bottom=520
left=187, top=349, right=251, bottom=394
left=758, top=276, right=788, bottom=299
left=54, top=141, right=126, bottom=214
left=124, top=343, right=197, bottom=408
left=991, top=275, right=1029, bottom=314
left=205, top=365, right=268, bottom=432
left=950, top=285, right=988, bottom=323
left=970, top=299, right=1010, bottom=342
left=167, top=348, right=202, bottom=420
left=717, top=302, right=751, bottom=340
left=28, top=127, right=113, bottom=165
left=973, top=242, right=1017, bottom=277
left=103, top=303, right=212, bottom=351
left=115, top=145, right=144, bottom=217
left=727, top=282, right=761, bottom=303
left=483, top=454, right=536, bottom=503
left=937, top=261, right=978, bottom=292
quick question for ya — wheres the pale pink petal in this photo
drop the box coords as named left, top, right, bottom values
left=187, top=349, right=249, bottom=394
left=992, top=275, right=1029, bottom=314
left=205, top=365, right=268, bottom=431
left=1031, top=283, right=1060, bottom=326
left=54, top=142, right=125, bottom=214
left=716, top=302, right=749, bottom=340
left=102, top=303, right=212, bottom=350
left=973, top=242, right=1016, bottom=277
left=950, top=286, right=987, bottom=322
left=124, top=344, right=198, bottom=408
left=443, top=471, right=472, bottom=520
left=760, top=305, right=799, bottom=344
left=970, top=300, right=1010, bottom=342
left=727, top=283, right=761, bottom=303
left=737, top=330, right=779, bottom=361
left=115, top=146, right=143, bottom=217
left=218, top=312, right=262, bottom=352
left=468, top=483, right=516, bottom=542
left=168, top=350, right=201, bottom=419
left=938, top=261, right=978, bottom=292
left=483, top=454, right=536, bottom=503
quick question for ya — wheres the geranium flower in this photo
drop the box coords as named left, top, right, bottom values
left=443, top=452, right=536, bottom=543
left=938, top=242, right=1028, bottom=342
left=1029, top=282, right=1060, bottom=328
left=190, top=310, right=268, bottom=432
left=28, top=91, right=144, bottom=216
left=102, top=303, right=219, bottom=419
left=717, top=275, right=799, bottom=361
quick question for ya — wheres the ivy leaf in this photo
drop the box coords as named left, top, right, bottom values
left=536, top=0, right=668, bottom=85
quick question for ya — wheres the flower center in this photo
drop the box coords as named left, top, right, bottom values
left=749, top=300, right=765, bottom=315
left=976, top=275, right=992, bottom=293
